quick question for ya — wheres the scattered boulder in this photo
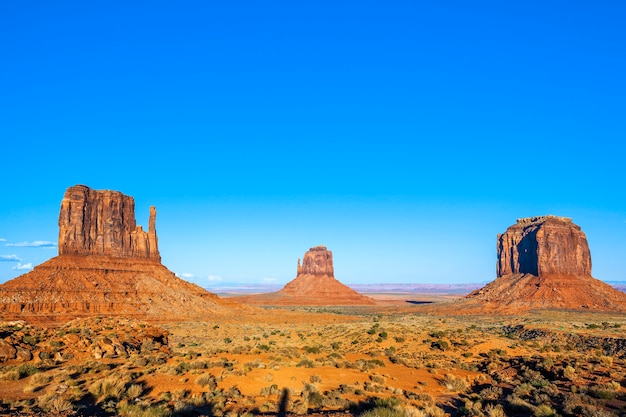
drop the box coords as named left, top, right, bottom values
left=0, top=339, right=17, bottom=361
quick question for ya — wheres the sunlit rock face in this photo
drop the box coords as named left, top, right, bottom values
left=0, top=185, right=230, bottom=323
left=58, top=185, right=160, bottom=261
left=496, top=215, right=591, bottom=278
left=296, top=245, right=334, bottom=276
left=452, top=215, right=626, bottom=314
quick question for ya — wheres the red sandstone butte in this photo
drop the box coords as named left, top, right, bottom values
left=235, top=246, right=376, bottom=306
left=0, top=185, right=229, bottom=324
left=454, top=215, right=626, bottom=313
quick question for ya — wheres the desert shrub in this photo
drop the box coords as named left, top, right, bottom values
left=431, top=340, right=449, bottom=351
left=356, top=359, right=386, bottom=371
left=126, top=384, right=143, bottom=399
left=195, top=373, right=217, bottom=389
left=17, top=364, right=39, bottom=378
left=296, top=359, right=315, bottom=368
left=304, top=346, right=321, bottom=354
left=478, top=385, right=503, bottom=402
left=484, top=404, right=506, bottom=417
left=37, top=393, right=73, bottom=413
left=599, top=355, right=613, bottom=366
left=260, top=384, right=280, bottom=397
left=88, top=376, right=127, bottom=402
left=140, top=339, right=156, bottom=354
left=441, top=374, right=467, bottom=392
left=0, top=369, right=21, bottom=381
left=460, top=399, right=482, bottom=416
left=534, top=404, right=558, bottom=417
left=310, top=375, right=322, bottom=384
left=370, top=374, right=386, bottom=384
left=22, top=335, right=39, bottom=346
left=130, top=354, right=149, bottom=367
left=513, top=383, right=534, bottom=397
left=588, top=385, right=616, bottom=400
left=506, top=394, right=534, bottom=413
left=563, top=365, right=576, bottom=380
left=119, top=403, right=172, bottom=417
left=307, top=391, right=325, bottom=408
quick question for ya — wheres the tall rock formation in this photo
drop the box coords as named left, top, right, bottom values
left=496, top=216, right=591, bottom=277
left=58, top=185, right=160, bottom=261
left=0, top=185, right=231, bottom=324
left=235, top=246, right=376, bottom=306
left=296, top=245, right=334, bottom=276
left=455, top=215, right=626, bottom=313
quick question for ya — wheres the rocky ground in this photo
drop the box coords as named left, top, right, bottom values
left=2, top=301, right=626, bottom=417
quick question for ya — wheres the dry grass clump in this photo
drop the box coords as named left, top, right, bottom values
left=195, top=373, right=218, bottom=389
left=88, top=375, right=129, bottom=403
left=440, top=373, right=468, bottom=392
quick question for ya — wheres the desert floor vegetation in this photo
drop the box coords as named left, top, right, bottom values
left=2, top=304, right=626, bottom=416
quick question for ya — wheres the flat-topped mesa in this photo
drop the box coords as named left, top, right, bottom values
left=297, top=245, right=334, bottom=276
left=516, top=215, right=573, bottom=225
left=497, top=215, right=590, bottom=277
left=58, top=185, right=160, bottom=261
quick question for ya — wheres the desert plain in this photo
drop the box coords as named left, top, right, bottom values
left=3, top=295, right=626, bottom=417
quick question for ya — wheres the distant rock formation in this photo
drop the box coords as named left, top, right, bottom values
left=0, top=185, right=231, bottom=324
left=297, top=245, right=334, bottom=276
left=453, top=215, right=626, bottom=313
left=58, top=185, right=160, bottom=261
left=496, top=216, right=591, bottom=277
left=235, top=246, right=376, bottom=306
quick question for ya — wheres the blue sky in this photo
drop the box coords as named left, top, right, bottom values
left=1, top=1, right=625, bottom=287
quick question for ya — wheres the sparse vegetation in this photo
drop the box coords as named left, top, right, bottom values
left=2, top=308, right=626, bottom=416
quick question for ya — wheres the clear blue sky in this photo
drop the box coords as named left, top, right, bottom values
left=1, top=1, right=625, bottom=287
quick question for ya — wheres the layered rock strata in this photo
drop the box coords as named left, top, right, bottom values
left=455, top=215, right=626, bottom=313
left=0, top=185, right=231, bottom=323
left=58, top=185, right=160, bottom=261
left=496, top=215, right=591, bottom=277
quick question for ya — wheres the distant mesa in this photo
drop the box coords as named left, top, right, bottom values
left=0, top=185, right=229, bottom=324
left=235, top=245, right=376, bottom=306
left=456, top=215, right=626, bottom=313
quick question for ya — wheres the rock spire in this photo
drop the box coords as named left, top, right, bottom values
left=58, top=185, right=160, bottom=261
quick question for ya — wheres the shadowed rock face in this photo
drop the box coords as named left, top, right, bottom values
left=447, top=215, right=626, bottom=314
left=496, top=216, right=591, bottom=277
left=58, top=185, right=160, bottom=261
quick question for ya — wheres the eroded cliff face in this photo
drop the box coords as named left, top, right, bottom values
left=0, top=185, right=232, bottom=323
left=297, top=245, right=334, bottom=276
left=58, top=185, right=160, bottom=261
left=496, top=216, right=591, bottom=278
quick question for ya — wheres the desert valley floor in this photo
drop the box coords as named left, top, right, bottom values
left=2, top=293, right=626, bottom=417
